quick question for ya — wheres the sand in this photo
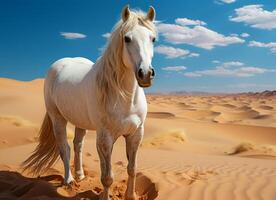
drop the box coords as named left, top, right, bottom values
left=1, top=78, right=276, bottom=199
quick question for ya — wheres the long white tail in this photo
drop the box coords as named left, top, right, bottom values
left=22, top=113, right=60, bottom=175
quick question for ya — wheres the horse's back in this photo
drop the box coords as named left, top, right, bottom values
left=54, top=57, right=94, bottom=65
left=48, top=57, right=94, bottom=80
left=45, top=57, right=97, bottom=130
left=45, top=57, right=95, bottom=94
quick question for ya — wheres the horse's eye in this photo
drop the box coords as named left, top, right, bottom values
left=152, top=37, right=156, bottom=43
left=124, top=36, right=131, bottom=43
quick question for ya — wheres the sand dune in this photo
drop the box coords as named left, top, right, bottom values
left=258, top=105, right=274, bottom=110
left=226, top=142, right=276, bottom=158
left=142, top=129, right=187, bottom=149
left=0, top=115, right=36, bottom=127
left=1, top=78, right=276, bottom=199
left=147, top=95, right=276, bottom=127
left=147, top=112, right=175, bottom=119
left=214, top=109, right=260, bottom=123
left=0, top=115, right=38, bottom=148
left=179, top=109, right=220, bottom=121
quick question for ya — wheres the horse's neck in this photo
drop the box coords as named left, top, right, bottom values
left=119, top=68, right=139, bottom=109
left=94, top=59, right=139, bottom=112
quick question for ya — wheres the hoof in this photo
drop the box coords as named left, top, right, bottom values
left=75, top=174, right=85, bottom=182
left=64, top=179, right=75, bottom=185
left=64, top=172, right=75, bottom=185
left=125, top=194, right=136, bottom=200
left=64, top=180, right=79, bottom=189
left=99, top=192, right=109, bottom=200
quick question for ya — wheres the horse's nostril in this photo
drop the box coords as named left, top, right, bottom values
left=151, top=68, right=155, bottom=77
left=138, top=68, right=144, bottom=79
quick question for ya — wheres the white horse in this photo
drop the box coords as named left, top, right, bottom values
left=22, top=5, right=156, bottom=200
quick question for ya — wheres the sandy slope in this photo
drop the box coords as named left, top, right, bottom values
left=0, top=78, right=276, bottom=200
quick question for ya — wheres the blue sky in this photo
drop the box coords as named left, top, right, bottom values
left=0, top=0, right=276, bottom=93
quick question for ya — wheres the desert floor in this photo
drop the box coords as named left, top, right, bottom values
left=0, top=78, right=276, bottom=200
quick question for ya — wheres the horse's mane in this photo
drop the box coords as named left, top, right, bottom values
left=96, top=9, right=156, bottom=125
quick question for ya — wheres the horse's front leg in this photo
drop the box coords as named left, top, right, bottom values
left=96, top=129, right=115, bottom=200
left=125, top=126, right=144, bottom=200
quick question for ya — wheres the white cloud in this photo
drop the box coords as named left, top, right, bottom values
left=217, top=0, right=236, bottom=4
left=240, top=33, right=250, bottom=38
left=230, top=33, right=239, bottom=37
left=157, top=20, right=244, bottom=50
left=155, top=45, right=189, bottom=58
left=175, top=18, right=206, bottom=26
left=184, top=61, right=275, bottom=78
left=102, top=32, right=111, bottom=38
left=162, top=66, right=187, bottom=71
left=60, top=32, right=87, bottom=39
left=154, top=45, right=199, bottom=59
left=231, top=33, right=250, bottom=38
left=184, top=72, right=202, bottom=77
left=230, top=5, right=276, bottom=30
left=212, top=60, right=220, bottom=64
left=248, top=41, right=276, bottom=53
left=220, top=61, right=244, bottom=67
left=188, top=53, right=200, bottom=57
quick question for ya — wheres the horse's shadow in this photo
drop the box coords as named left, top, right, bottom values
left=0, top=170, right=99, bottom=200
left=0, top=170, right=158, bottom=200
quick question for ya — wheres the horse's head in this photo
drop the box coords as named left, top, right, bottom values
left=121, top=5, right=156, bottom=88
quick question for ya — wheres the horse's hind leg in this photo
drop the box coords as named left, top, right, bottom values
left=51, top=114, right=74, bottom=184
left=125, top=126, right=144, bottom=200
left=73, top=127, right=86, bottom=181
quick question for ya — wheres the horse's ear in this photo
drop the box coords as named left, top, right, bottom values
left=122, top=5, right=130, bottom=22
left=147, top=6, right=155, bottom=21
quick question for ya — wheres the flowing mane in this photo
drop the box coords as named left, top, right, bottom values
left=96, top=10, right=156, bottom=117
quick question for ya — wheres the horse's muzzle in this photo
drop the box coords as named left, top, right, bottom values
left=136, top=67, right=155, bottom=88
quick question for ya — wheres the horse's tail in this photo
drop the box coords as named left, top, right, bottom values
left=21, top=113, right=60, bottom=175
